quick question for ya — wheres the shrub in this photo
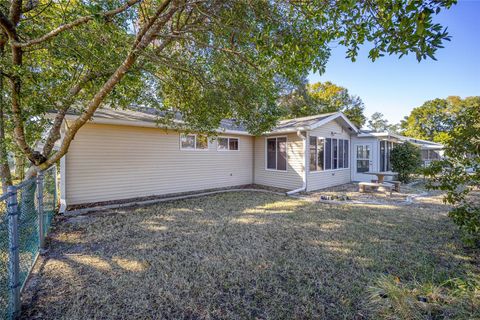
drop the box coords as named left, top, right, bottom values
left=390, top=142, right=422, bottom=183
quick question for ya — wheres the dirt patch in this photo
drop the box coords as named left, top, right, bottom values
left=67, top=184, right=289, bottom=211
left=300, top=181, right=445, bottom=206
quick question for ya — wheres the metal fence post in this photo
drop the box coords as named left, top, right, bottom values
left=7, top=185, right=20, bottom=319
left=37, top=171, right=45, bottom=251
left=53, top=166, right=58, bottom=211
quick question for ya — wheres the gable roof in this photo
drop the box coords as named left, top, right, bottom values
left=271, top=113, right=335, bottom=132
left=268, top=112, right=359, bottom=134
left=60, top=108, right=358, bottom=136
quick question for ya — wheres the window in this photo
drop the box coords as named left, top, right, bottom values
left=325, top=138, right=332, bottom=170
left=318, top=138, right=325, bottom=171
left=309, top=136, right=318, bottom=171
left=229, top=138, right=239, bottom=151
left=180, top=134, right=209, bottom=150
left=217, top=137, right=239, bottom=151
left=332, top=139, right=338, bottom=169
left=338, top=140, right=344, bottom=168
left=343, top=140, right=349, bottom=168
left=421, top=149, right=441, bottom=161
left=314, top=138, right=349, bottom=172
left=266, top=137, right=287, bottom=171
left=386, top=141, right=393, bottom=171
left=380, top=141, right=386, bottom=171
left=357, top=160, right=370, bottom=173
left=380, top=141, right=394, bottom=171
left=218, top=137, right=229, bottom=150
left=310, top=137, right=326, bottom=172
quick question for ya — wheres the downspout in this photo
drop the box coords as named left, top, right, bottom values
left=59, top=122, right=67, bottom=213
left=286, top=130, right=308, bottom=195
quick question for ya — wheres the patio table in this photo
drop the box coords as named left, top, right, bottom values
left=363, top=171, right=398, bottom=184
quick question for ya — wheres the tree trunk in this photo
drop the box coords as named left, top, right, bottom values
left=14, top=153, right=25, bottom=181
left=0, top=75, right=13, bottom=194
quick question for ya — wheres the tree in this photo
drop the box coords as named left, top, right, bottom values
left=390, top=142, right=422, bottom=183
left=279, top=81, right=366, bottom=128
left=368, top=112, right=389, bottom=132
left=0, top=0, right=456, bottom=184
left=400, top=96, right=463, bottom=143
left=424, top=97, right=480, bottom=245
left=366, top=112, right=401, bottom=133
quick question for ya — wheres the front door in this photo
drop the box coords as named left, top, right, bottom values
left=353, top=143, right=373, bottom=181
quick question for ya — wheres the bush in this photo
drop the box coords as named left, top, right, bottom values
left=390, top=142, right=422, bottom=183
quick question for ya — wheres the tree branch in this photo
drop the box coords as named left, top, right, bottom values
left=12, top=0, right=143, bottom=48
left=42, top=70, right=114, bottom=156
left=9, top=0, right=23, bottom=26
left=0, top=11, right=17, bottom=40
left=40, top=1, right=179, bottom=169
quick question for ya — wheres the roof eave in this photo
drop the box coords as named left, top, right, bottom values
left=62, top=114, right=254, bottom=136
left=263, top=126, right=310, bottom=135
left=309, top=112, right=359, bottom=133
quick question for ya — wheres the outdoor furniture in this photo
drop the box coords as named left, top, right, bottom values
left=358, top=182, right=393, bottom=195
left=385, top=180, right=401, bottom=192
left=363, top=171, right=398, bottom=184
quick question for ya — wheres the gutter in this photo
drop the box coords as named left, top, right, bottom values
left=286, top=130, right=308, bottom=195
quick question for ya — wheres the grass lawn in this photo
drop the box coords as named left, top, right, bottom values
left=21, top=191, right=479, bottom=319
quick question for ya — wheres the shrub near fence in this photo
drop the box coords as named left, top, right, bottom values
left=0, top=166, right=57, bottom=319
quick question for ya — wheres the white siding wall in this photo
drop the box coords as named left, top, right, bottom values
left=307, top=120, right=353, bottom=191
left=253, top=133, right=304, bottom=190
left=65, top=123, right=254, bottom=205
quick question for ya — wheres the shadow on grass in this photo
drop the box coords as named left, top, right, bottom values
left=20, top=192, right=479, bottom=319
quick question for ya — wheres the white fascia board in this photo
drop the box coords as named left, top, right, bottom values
left=357, top=132, right=389, bottom=138
left=263, top=127, right=310, bottom=135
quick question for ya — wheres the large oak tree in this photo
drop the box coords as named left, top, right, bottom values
left=0, top=0, right=456, bottom=187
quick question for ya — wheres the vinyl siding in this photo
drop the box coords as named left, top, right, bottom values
left=65, top=123, right=254, bottom=205
left=307, top=120, right=352, bottom=191
left=253, top=133, right=304, bottom=190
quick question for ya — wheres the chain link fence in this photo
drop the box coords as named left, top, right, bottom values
left=0, top=165, right=58, bottom=319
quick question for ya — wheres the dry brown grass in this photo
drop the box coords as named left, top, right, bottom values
left=21, top=191, right=479, bottom=319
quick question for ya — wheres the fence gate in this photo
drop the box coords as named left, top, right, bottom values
left=0, top=166, right=57, bottom=319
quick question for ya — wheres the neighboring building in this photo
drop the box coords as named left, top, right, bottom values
left=352, top=131, right=443, bottom=182
left=55, top=108, right=442, bottom=211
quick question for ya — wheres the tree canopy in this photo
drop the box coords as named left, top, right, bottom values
left=367, top=112, right=400, bottom=133
left=424, top=97, right=480, bottom=245
left=279, top=81, right=366, bottom=128
left=0, top=0, right=457, bottom=179
left=400, top=96, right=463, bottom=143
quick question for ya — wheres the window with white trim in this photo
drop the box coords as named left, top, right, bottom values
left=217, top=137, right=239, bottom=151
left=312, top=137, right=349, bottom=171
left=266, top=137, right=287, bottom=171
left=180, top=134, right=208, bottom=150
left=309, top=136, right=325, bottom=171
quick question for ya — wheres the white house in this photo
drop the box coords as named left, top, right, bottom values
left=56, top=108, right=442, bottom=211
left=351, top=131, right=443, bottom=182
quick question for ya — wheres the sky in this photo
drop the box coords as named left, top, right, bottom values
left=308, top=0, right=480, bottom=125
